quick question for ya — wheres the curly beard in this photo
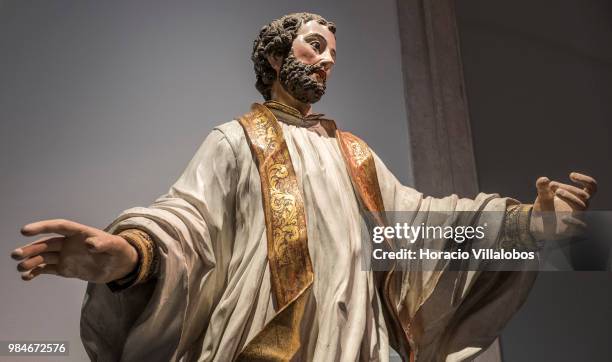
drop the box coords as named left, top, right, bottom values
left=279, top=51, right=326, bottom=104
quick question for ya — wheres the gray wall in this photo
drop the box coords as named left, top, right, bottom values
left=456, top=1, right=611, bottom=361
left=0, top=1, right=409, bottom=361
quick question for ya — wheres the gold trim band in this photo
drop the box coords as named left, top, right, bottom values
left=112, top=229, right=158, bottom=289
left=238, top=103, right=313, bottom=309
left=500, top=204, right=537, bottom=250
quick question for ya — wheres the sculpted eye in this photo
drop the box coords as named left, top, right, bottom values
left=310, top=40, right=321, bottom=52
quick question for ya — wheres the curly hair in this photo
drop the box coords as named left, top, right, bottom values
left=251, top=12, right=336, bottom=100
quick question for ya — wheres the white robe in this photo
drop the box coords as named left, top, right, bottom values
left=80, top=114, right=535, bottom=362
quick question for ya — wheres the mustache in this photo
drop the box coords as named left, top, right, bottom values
left=283, top=54, right=325, bottom=79
left=308, top=65, right=326, bottom=84
left=305, top=63, right=325, bottom=78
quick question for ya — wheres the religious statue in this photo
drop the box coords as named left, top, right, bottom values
left=10, top=12, right=597, bottom=362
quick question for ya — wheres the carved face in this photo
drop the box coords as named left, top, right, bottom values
left=279, top=20, right=337, bottom=104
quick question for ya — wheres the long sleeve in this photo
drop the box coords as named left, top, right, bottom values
left=372, top=152, right=538, bottom=362
left=80, top=128, right=238, bottom=362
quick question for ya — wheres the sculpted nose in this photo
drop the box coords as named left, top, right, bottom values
left=320, top=59, right=334, bottom=72
left=319, top=53, right=335, bottom=72
left=314, top=45, right=335, bottom=79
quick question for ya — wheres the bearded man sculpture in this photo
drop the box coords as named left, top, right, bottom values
left=11, top=12, right=597, bottom=362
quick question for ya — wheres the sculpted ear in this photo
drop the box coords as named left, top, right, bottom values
left=266, top=53, right=283, bottom=74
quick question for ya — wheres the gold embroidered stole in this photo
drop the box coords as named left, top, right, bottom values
left=336, top=130, right=416, bottom=362
left=236, top=103, right=413, bottom=361
left=236, top=104, right=312, bottom=361
left=237, top=103, right=313, bottom=308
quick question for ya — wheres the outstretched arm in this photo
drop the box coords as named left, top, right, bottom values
left=9, top=127, right=238, bottom=361
left=371, top=151, right=598, bottom=361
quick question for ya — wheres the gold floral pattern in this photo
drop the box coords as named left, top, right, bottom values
left=336, top=131, right=386, bottom=226
left=238, top=103, right=313, bottom=309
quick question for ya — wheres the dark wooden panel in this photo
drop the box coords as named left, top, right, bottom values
left=397, top=0, right=478, bottom=198
left=396, top=0, right=501, bottom=361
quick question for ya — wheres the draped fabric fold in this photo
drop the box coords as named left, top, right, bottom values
left=80, top=102, right=536, bottom=362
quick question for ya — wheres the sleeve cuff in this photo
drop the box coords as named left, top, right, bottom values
left=499, top=204, right=539, bottom=251
left=107, top=229, right=159, bottom=293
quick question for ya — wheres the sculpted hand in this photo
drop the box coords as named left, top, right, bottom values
left=11, top=219, right=138, bottom=283
left=531, top=172, right=597, bottom=241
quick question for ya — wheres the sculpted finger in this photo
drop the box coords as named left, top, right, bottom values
left=561, top=215, right=587, bottom=237
left=17, top=252, right=60, bottom=272
left=549, top=182, right=590, bottom=201
left=11, top=236, right=63, bottom=260
left=561, top=215, right=587, bottom=229
left=555, top=189, right=587, bottom=210
left=536, top=177, right=554, bottom=200
left=11, top=236, right=64, bottom=260
left=21, top=219, right=91, bottom=237
left=569, top=172, right=598, bottom=195
left=21, top=264, right=58, bottom=281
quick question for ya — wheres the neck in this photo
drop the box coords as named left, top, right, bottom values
left=269, top=81, right=312, bottom=116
